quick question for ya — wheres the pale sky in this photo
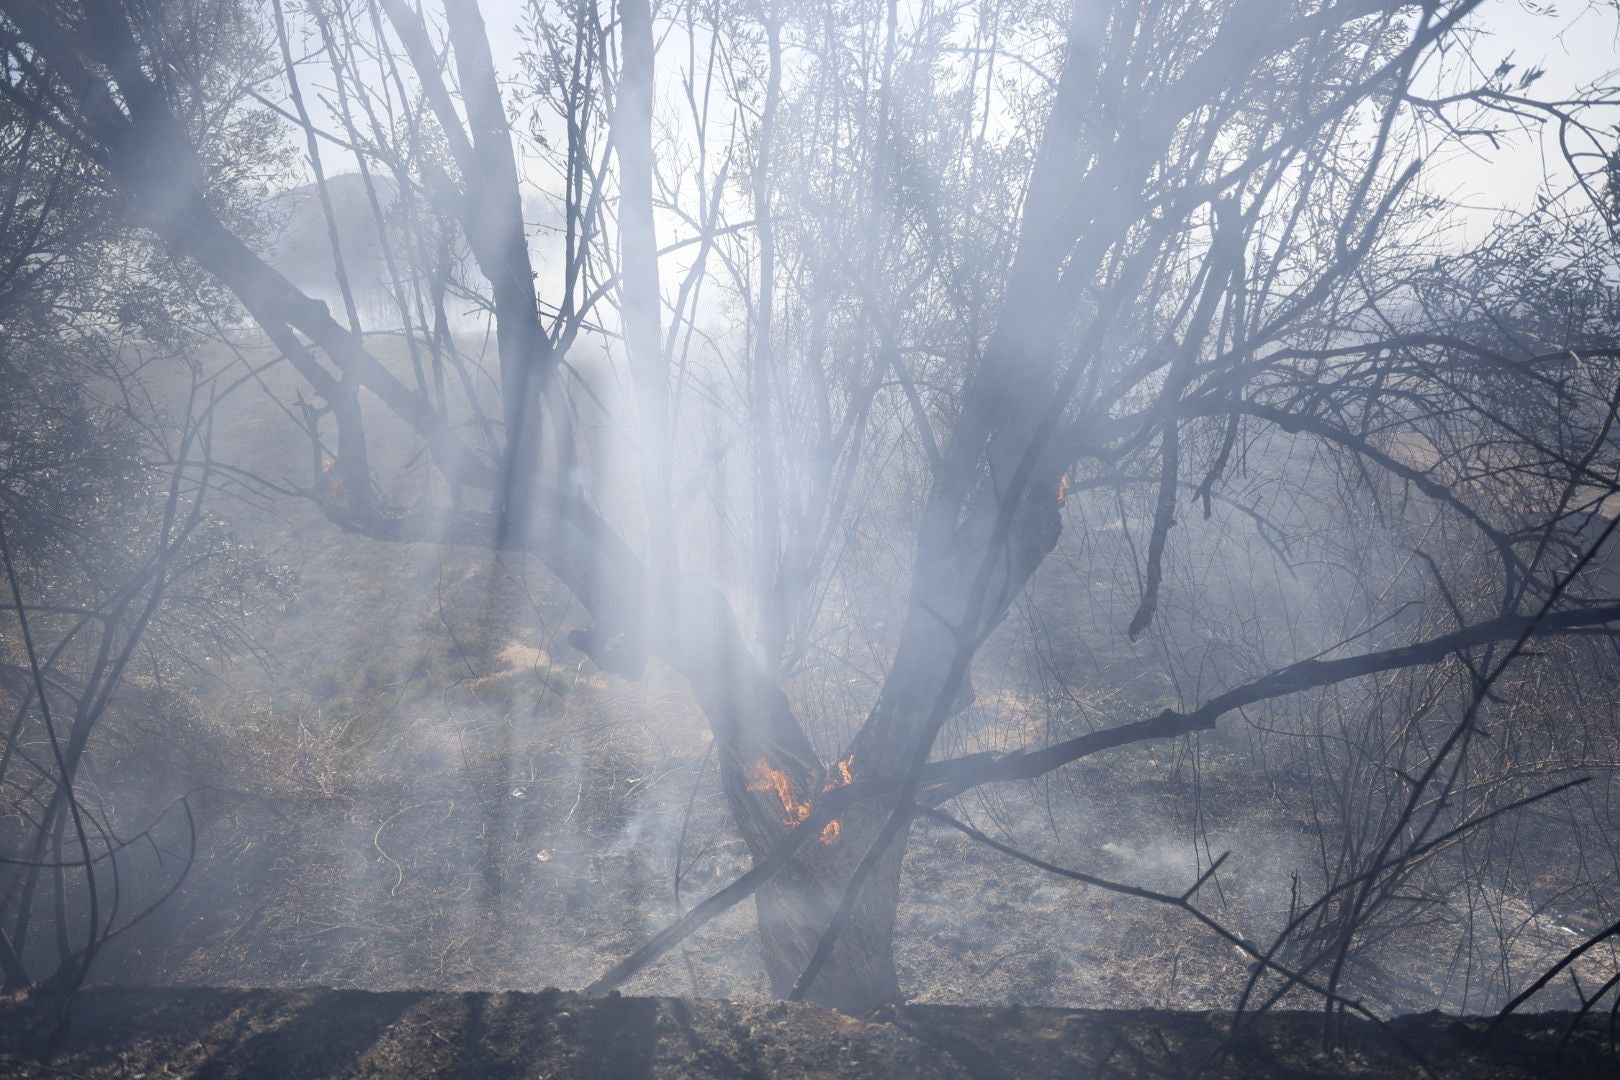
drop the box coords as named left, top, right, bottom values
left=476, top=0, right=1620, bottom=227
left=293, top=0, right=1620, bottom=244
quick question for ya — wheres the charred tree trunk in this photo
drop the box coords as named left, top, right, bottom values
left=753, top=845, right=903, bottom=1011
left=27, top=0, right=1069, bottom=1016
left=701, top=465, right=1067, bottom=1012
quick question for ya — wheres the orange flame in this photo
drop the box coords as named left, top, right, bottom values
left=748, top=755, right=855, bottom=844
left=749, top=760, right=811, bottom=826
left=819, top=754, right=855, bottom=843
left=824, top=753, right=856, bottom=791
left=321, top=457, right=348, bottom=507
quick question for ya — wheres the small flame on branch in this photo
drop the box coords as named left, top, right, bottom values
left=825, top=753, right=856, bottom=791
left=321, top=457, right=348, bottom=507
left=747, top=754, right=856, bottom=844
left=819, top=754, right=855, bottom=843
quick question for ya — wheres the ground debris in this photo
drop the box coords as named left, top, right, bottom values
left=0, top=987, right=1614, bottom=1078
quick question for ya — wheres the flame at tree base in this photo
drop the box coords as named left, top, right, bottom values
left=748, top=754, right=855, bottom=844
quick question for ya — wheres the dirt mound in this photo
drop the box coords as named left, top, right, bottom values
left=0, top=987, right=1612, bottom=1078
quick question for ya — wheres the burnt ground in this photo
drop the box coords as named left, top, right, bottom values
left=9, top=342, right=1619, bottom=1076
left=0, top=986, right=1617, bottom=1078
left=67, top=462, right=1610, bottom=1017
left=39, top=487, right=1613, bottom=1071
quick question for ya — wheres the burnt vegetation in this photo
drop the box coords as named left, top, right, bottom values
left=4, top=0, right=1620, bottom=1073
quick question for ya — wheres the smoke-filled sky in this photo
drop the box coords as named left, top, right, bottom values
left=283, top=0, right=1620, bottom=249
left=470, top=1, right=1619, bottom=208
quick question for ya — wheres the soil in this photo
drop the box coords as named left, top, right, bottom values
left=9, top=341, right=1617, bottom=1079
left=0, top=986, right=1615, bottom=1078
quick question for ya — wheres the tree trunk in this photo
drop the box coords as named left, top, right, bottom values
left=704, top=470, right=1066, bottom=1012
left=719, top=761, right=905, bottom=1012
left=754, top=848, right=903, bottom=1011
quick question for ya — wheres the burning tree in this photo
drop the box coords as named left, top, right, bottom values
left=5, top=0, right=1620, bottom=1014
